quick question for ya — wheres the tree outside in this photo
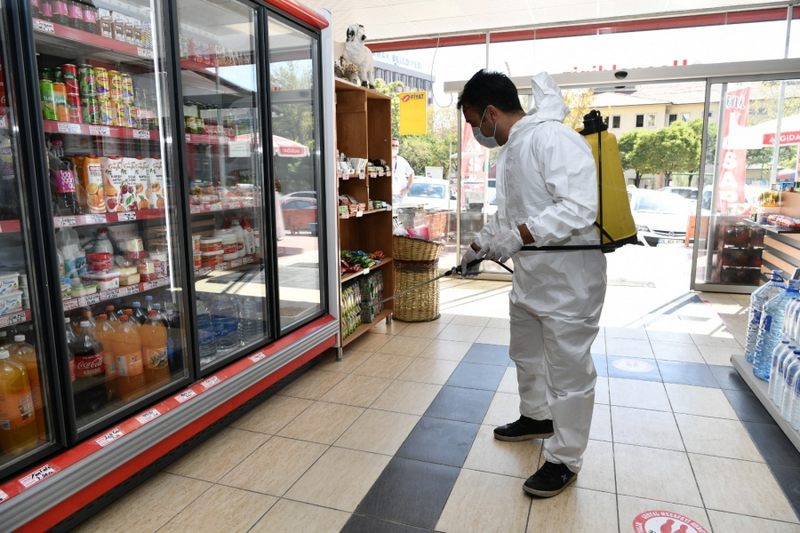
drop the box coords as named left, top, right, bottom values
left=618, top=120, right=702, bottom=188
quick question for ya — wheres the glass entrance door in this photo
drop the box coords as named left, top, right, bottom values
left=691, top=78, right=800, bottom=292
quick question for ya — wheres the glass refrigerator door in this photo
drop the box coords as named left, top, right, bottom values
left=268, top=17, right=325, bottom=332
left=0, top=4, right=58, bottom=476
left=30, top=0, right=191, bottom=433
left=176, top=0, right=271, bottom=370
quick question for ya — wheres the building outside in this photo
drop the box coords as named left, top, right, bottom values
left=373, top=51, right=435, bottom=101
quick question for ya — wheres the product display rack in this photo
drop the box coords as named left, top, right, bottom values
left=334, top=79, right=394, bottom=347
left=732, top=354, right=800, bottom=452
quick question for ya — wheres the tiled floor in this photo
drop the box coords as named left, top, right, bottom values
left=77, top=275, right=800, bottom=533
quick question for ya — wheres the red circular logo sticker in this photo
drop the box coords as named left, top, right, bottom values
left=633, top=510, right=709, bottom=533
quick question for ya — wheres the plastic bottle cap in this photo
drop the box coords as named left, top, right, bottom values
left=0, top=349, right=8, bottom=359
left=80, top=320, right=91, bottom=327
left=133, top=302, right=141, bottom=308
left=13, top=335, right=25, bottom=342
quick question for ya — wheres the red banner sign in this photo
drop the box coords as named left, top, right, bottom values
left=763, top=130, right=800, bottom=145
left=717, top=88, right=750, bottom=209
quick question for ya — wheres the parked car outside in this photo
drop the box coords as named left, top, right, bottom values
left=281, top=196, right=318, bottom=234
left=659, top=186, right=698, bottom=201
left=398, top=177, right=451, bottom=211
left=629, top=189, right=692, bottom=246
left=283, top=190, right=317, bottom=200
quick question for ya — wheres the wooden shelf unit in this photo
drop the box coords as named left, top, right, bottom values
left=335, top=79, right=394, bottom=345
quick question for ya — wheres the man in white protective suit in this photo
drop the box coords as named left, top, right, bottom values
left=458, top=70, right=607, bottom=498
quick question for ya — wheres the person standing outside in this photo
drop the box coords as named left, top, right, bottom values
left=391, top=137, right=414, bottom=205
left=459, top=70, right=607, bottom=497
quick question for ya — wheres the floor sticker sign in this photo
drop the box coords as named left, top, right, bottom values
left=633, top=510, right=709, bottom=533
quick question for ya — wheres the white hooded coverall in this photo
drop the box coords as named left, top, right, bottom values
left=476, top=73, right=607, bottom=473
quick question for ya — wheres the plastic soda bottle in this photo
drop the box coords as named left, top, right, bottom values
left=141, top=309, right=169, bottom=387
left=114, top=315, right=145, bottom=399
left=131, top=301, right=147, bottom=325
left=754, top=279, right=799, bottom=381
left=8, top=335, right=45, bottom=439
left=70, top=320, right=107, bottom=415
left=94, top=314, right=118, bottom=399
left=0, top=349, right=37, bottom=455
left=746, top=270, right=785, bottom=364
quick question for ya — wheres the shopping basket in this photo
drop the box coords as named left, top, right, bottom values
left=392, top=235, right=444, bottom=322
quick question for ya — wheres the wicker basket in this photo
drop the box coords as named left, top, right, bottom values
left=393, top=236, right=444, bottom=322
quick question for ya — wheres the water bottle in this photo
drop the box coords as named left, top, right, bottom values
left=780, top=353, right=800, bottom=420
left=239, top=297, right=264, bottom=342
left=196, top=297, right=217, bottom=365
left=754, top=279, right=799, bottom=381
left=212, top=295, right=241, bottom=353
left=746, top=270, right=785, bottom=363
left=790, top=376, right=800, bottom=430
left=769, top=340, right=792, bottom=405
left=783, top=299, right=798, bottom=342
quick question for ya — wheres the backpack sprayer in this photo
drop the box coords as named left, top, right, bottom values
left=383, top=110, right=637, bottom=304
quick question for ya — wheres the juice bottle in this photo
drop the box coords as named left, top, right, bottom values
left=131, top=301, right=147, bottom=325
left=64, top=317, right=76, bottom=382
left=9, top=335, right=46, bottom=440
left=104, top=304, right=119, bottom=323
left=94, top=314, right=118, bottom=399
left=114, top=315, right=144, bottom=400
left=141, top=309, right=169, bottom=387
left=0, top=348, right=37, bottom=455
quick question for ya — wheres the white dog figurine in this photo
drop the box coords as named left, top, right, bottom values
left=341, top=24, right=375, bottom=88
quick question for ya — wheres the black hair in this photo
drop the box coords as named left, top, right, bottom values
left=457, top=69, right=524, bottom=113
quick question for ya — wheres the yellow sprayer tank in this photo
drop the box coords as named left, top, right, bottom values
left=578, top=110, right=638, bottom=251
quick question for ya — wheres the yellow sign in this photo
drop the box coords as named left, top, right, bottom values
left=398, top=91, right=427, bottom=135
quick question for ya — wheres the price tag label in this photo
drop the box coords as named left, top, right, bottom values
left=0, top=311, right=26, bottom=329
left=133, top=129, right=151, bottom=140
left=201, top=376, right=221, bottom=389
left=88, top=125, right=111, bottom=137
left=355, top=211, right=363, bottom=217
left=136, top=47, right=154, bottom=59
left=55, top=216, right=77, bottom=228
left=33, top=19, right=55, bottom=34
left=136, top=408, right=161, bottom=425
left=117, top=212, right=137, bottom=222
left=19, top=464, right=57, bottom=489
left=86, top=214, right=107, bottom=224
left=249, top=352, right=267, bottom=363
left=363, top=268, right=370, bottom=275
left=56, top=122, right=81, bottom=134
left=0, top=489, right=8, bottom=503
left=174, top=390, right=196, bottom=404
left=144, top=279, right=166, bottom=291
left=85, top=293, right=101, bottom=306
left=62, top=299, right=77, bottom=312
left=95, top=427, right=125, bottom=447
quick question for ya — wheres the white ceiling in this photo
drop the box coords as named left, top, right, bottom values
left=304, top=0, right=787, bottom=45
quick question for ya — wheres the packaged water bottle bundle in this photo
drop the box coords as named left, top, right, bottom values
left=763, top=275, right=800, bottom=430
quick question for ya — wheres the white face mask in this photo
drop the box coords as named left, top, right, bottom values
left=473, top=107, right=498, bottom=148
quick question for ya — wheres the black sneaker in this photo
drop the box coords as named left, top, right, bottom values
left=523, top=461, right=576, bottom=497
left=493, top=416, right=554, bottom=441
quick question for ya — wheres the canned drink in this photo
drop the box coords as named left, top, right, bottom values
left=40, top=79, right=57, bottom=120
left=108, top=70, right=122, bottom=102
left=94, top=67, right=109, bottom=101
left=99, top=99, right=114, bottom=125
left=66, top=92, right=82, bottom=123
left=121, top=73, right=134, bottom=103
left=115, top=101, right=130, bottom=128
left=62, top=63, right=78, bottom=94
left=81, top=96, right=98, bottom=124
left=127, top=104, right=139, bottom=128
left=52, top=82, right=69, bottom=121
left=78, top=64, right=95, bottom=98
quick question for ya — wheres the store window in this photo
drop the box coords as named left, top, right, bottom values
left=268, top=16, right=326, bottom=332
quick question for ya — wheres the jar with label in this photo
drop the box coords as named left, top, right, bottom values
left=201, top=250, right=223, bottom=269
left=199, top=237, right=222, bottom=253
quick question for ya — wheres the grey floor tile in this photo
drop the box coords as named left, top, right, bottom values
left=709, top=364, right=748, bottom=391
left=342, top=514, right=432, bottom=533
left=446, top=362, right=506, bottom=391
left=769, top=465, right=800, bottom=520
left=355, top=457, right=460, bottom=530
left=743, top=421, right=800, bottom=468
left=656, top=360, right=718, bottom=388
left=607, top=355, right=662, bottom=382
left=424, top=386, right=494, bottom=424
left=396, top=417, right=480, bottom=468
left=723, top=389, right=775, bottom=424
left=461, top=343, right=510, bottom=366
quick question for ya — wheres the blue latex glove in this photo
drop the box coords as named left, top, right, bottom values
left=483, top=228, right=523, bottom=263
